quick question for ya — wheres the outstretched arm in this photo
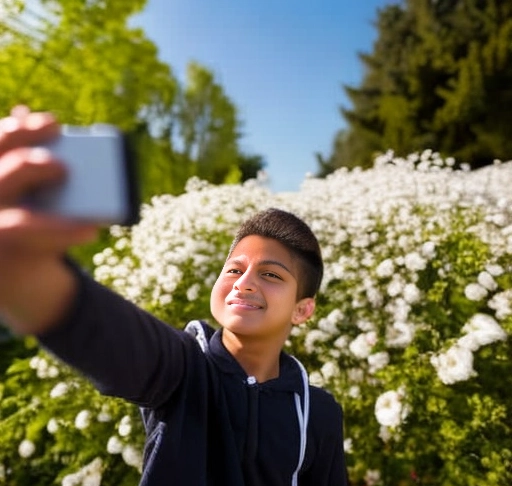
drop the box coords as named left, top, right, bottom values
left=0, top=107, right=197, bottom=408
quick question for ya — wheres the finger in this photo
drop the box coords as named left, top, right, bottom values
left=0, top=147, right=66, bottom=205
left=10, top=105, right=31, bottom=118
left=0, top=111, right=60, bottom=155
left=0, top=208, right=99, bottom=254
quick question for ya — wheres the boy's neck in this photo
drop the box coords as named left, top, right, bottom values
left=221, top=330, right=283, bottom=383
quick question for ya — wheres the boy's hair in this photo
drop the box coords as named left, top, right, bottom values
left=228, top=208, right=323, bottom=299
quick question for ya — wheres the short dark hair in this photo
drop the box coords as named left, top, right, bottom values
left=228, top=208, right=323, bottom=299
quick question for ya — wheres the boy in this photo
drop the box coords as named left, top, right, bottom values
left=0, top=108, right=348, bottom=485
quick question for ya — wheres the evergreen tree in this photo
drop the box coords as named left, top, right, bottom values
left=323, top=0, right=512, bottom=171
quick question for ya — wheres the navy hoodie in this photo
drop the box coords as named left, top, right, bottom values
left=39, top=266, right=348, bottom=486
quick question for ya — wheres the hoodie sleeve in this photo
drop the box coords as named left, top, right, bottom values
left=300, top=388, right=349, bottom=486
left=38, top=261, right=203, bottom=409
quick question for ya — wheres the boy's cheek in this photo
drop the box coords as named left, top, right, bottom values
left=209, top=282, right=225, bottom=313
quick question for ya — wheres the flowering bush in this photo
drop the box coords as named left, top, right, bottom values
left=0, top=150, right=511, bottom=485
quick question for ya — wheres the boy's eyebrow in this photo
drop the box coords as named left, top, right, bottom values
left=226, top=258, right=293, bottom=275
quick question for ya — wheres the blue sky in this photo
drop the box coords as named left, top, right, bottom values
left=132, top=0, right=393, bottom=192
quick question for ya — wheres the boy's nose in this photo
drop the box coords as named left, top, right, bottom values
left=233, top=272, right=255, bottom=292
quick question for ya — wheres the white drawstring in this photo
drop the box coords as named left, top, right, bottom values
left=290, top=356, right=310, bottom=486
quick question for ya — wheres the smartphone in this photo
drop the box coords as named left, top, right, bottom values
left=25, top=124, right=139, bottom=226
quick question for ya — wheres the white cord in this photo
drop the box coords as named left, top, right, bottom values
left=290, top=356, right=310, bottom=486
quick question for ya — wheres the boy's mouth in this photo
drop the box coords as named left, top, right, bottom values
left=227, top=298, right=264, bottom=309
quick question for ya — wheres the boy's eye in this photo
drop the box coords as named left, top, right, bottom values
left=226, top=268, right=242, bottom=275
left=262, top=272, right=281, bottom=280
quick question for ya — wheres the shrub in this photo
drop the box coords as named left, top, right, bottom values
left=0, top=151, right=511, bottom=485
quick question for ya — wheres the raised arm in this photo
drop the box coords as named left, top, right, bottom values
left=0, top=107, right=198, bottom=408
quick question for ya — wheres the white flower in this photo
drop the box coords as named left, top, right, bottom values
left=320, top=361, right=340, bottom=380
left=106, top=436, right=124, bottom=454
left=61, top=458, right=103, bottom=486
left=459, top=313, right=507, bottom=350
left=18, top=439, right=36, bottom=458
left=421, top=241, right=436, bottom=259
left=366, top=286, right=383, bottom=307
left=34, top=357, right=49, bottom=378
left=309, top=371, right=324, bottom=387
left=431, top=345, right=476, bottom=385
left=488, top=290, right=512, bottom=319
left=29, top=356, right=41, bottom=370
left=318, top=309, right=343, bottom=335
left=29, top=356, right=59, bottom=378
left=386, top=321, right=415, bottom=348
left=457, top=334, right=480, bottom=353
left=374, top=390, right=408, bottom=428
left=75, top=410, right=91, bottom=430
left=349, top=331, right=377, bottom=359
left=61, top=475, right=77, bottom=486
left=97, top=410, right=112, bottom=423
left=404, top=252, right=427, bottom=271
left=387, top=276, right=405, bottom=297
left=348, top=385, right=361, bottom=398
left=304, top=329, right=330, bottom=354
left=186, top=283, right=200, bottom=301
left=464, top=283, right=488, bottom=301
left=122, top=445, right=143, bottom=471
left=47, top=418, right=59, bottom=434
left=379, top=425, right=392, bottom=443
left=50, top=382, right=69, bottom=398
left=402, top=283, right=421, bottom=303
left=118, top=415, right=132, bottom=437
left=491, top=212, right=507, bottom=226
left=364, top=468, right=382, bottom=486
left=376, top=259, right=394, bottom=278
left=47, top=366, right=60, bottom=378
left=485, top=263, right=504, bottom=276
left=385, top=297, right=411, bottom=322
left=82, top=473, right=102, bottom=486
left=477, top=271, right=498, bottom=291
left=343, top=438, right=353, bottom=453
left=368, top=352, right=390, bottom=374
left=356, top=319, right=375, bottom=332
left=347, top=368, right=364, bottom=382
left=333, top=335, right=349, bottom=351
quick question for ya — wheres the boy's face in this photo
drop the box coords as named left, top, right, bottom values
left=210, top=235, right=314, bottom=344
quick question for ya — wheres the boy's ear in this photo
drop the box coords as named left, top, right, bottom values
left=292, top=298, right=315, bottom=325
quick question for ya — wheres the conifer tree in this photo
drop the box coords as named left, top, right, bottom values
left=323, top=0, right=512, bottom=171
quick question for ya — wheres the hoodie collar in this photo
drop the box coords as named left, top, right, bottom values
left=207, top=329, right=305, bottom=393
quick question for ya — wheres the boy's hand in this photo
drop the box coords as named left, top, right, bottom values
left=0, top=106, right=98, bottom=253
left=0, top=107, right=99, bottom=334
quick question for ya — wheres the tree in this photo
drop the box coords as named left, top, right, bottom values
left=176, top=62, right=242, bottom=184
left=0, top=0, right=181, bottom=200
left=322, top=0, right=512, bottom=172
left=0, top=1, right=265, bottom=200
left=237, top=153, right=267, bottom=182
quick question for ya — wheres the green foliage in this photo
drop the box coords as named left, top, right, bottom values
left=177, top=62, right=240, bottom=184
left=0, top=0, right=265, bottom=202
left=322, top=0, right=512, bottom=173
